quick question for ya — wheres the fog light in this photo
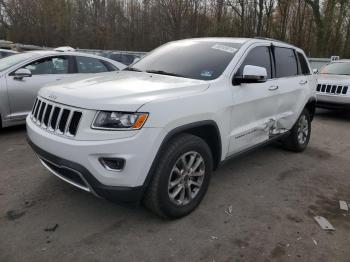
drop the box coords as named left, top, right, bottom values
left=100, top=158, right=125, bottom=171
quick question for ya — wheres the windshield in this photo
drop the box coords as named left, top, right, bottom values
left=0, top=52, right=37, bottom=72
left=130, top=40, right=244, bottom=80
left=319, top=62, right=350, bottom=75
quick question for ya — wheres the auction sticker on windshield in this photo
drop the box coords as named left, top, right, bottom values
left=212, top=44, right=238, bottom=54
left=200, top=70, right=214, bottom=78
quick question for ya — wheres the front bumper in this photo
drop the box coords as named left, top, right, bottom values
left=26, top=116, right=164, bottom=203
left=316, top=93, right=350, bottom=109
left=28, top=139, right=144, bottom=204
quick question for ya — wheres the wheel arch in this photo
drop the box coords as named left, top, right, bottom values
left=305, top=97, right=316, bottom=121
left=142, top=120, right=222, bottom=191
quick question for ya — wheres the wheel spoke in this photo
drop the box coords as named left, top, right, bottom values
left=181, top=156, right=187, bottom=169
left=190, top=170, right=204, bottom=177
left=187, top=154, right=196, bottom=170
left=170, top=185, right=183, bottom=199
left=189, top=180, right=201, bottom=188
left=192, top=158, right=203, bottom=172
left=179, top=187, right=185, bottom=204
left=173, top=167, right=182, bottom=175
left=185, top=184, right=192, bottom=201
left=169, top=177, right=182, bottom=189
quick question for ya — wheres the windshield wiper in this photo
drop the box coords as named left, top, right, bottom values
left=124, top=66, right=143, bottom=72
left=146, top=70, right=184, bottom=78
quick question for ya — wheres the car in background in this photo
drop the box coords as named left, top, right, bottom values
left=105, top=52, right=142, bottom=65
left=0, top=50, right=126, bottom=128
left=0, top=48, right=18, bottom=58
left=83, top=51, right=144, bottom=66
left=316, top=60, right=350, bottom=109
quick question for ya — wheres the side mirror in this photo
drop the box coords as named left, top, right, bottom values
left=234, top=65, right=267, bottom=85
left=313, top=68, right=318, bottom=74
left=13, top=68, right=32, bottom=79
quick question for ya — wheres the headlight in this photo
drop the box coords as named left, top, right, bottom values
left=92, top=111, right=148, bottom=130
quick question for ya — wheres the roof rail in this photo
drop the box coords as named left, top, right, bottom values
left=54, top=46, right=75, bottom=52
left=253, top=37, right=295, bottom=47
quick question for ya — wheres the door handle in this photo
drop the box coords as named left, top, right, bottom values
left=268, top=85, right=279, bottom=91
left=299, top=80, right=308, bottom=85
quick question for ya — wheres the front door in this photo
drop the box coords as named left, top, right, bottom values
left=6, top=56, right=72, bottom=120
left=228, top=45, right=278, bottom=155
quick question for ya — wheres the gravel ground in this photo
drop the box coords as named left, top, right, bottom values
left=0, top=109, right=350, bottom=262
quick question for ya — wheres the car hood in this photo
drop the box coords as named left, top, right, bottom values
left=317, top=74, right=350, bottom=85
left=39, top=71, right=209, bottom=111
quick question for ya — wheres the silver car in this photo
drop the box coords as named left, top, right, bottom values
left=0, top=48, right=18, bottom=58
left=0, top=50, right=126, bottom=128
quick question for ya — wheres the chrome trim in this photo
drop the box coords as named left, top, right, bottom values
left=54, top=108, right=63, bottom=133
left=99, top=158, right=125, bottom=172
left=47, top=105, right=55, bottom=132
left=38, top=156, right=99, bottom=197
left=41, top=103, right=49, bottom=128
left=30, top=97, right=83, bottom=138
left=36, top=102, right=44, bottom=125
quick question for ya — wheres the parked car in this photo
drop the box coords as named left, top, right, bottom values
left=27, top=38, right=316, bottom=218
left=106, top=52, right=142, bottom=66
left=316, top=59, right=350, bottom=109
left=0, top=48, right=18, bottom=58
left=0, top=50, right=126, bottom=128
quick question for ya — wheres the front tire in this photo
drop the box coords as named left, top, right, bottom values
left=143, top=134, right=213, bottom=219
left=283, top=109, right=311, bottom=152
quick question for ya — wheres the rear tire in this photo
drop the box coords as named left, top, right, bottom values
left=283, top=109, right=311, bottom=152
left=143, top=133, right=213, bottom=219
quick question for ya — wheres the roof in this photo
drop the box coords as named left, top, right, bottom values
left=172, top=37, right=299, bottom=50
left=0, top=48, right=18, bottom=53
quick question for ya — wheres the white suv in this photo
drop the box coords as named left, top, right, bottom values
left=26, top=38, right=316, bottom=218
left=316, top=60, right=350, bottom=109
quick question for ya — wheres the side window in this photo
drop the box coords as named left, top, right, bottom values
left=102, top=61, right=119, bottom=71
left=24, top=56, right=69, bottom=75
left=76, top=56, right=109, bottom=73
left=297, top=52, right=310, bottom=75
left=274, top=47, right=298, bottom=78
left=237, top=46, right=272, bottom=79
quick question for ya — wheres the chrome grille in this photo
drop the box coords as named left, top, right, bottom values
left=31, top=98, right=82, bottom=137
left=316, top=84, right=348, bottom=95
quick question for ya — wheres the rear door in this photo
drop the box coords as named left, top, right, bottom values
left=228, top=45, right=278, bottom=155
left=6, top=55, right=73, bottom=119
left=273, top=47, right=310, bottom=131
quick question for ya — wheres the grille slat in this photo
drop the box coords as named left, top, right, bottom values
left=32, top=99, right=38, bottom=116
left=30, top=98, right=82, bottom=138
left=43, top=104, right=53, bottom=127
left=317, top=83, right=349, bottom=96
left=68, top=112, right=82, bottom=136
left=58, top=109, right=70, bottom=133
left=34, top=100, right=41, bottom=119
